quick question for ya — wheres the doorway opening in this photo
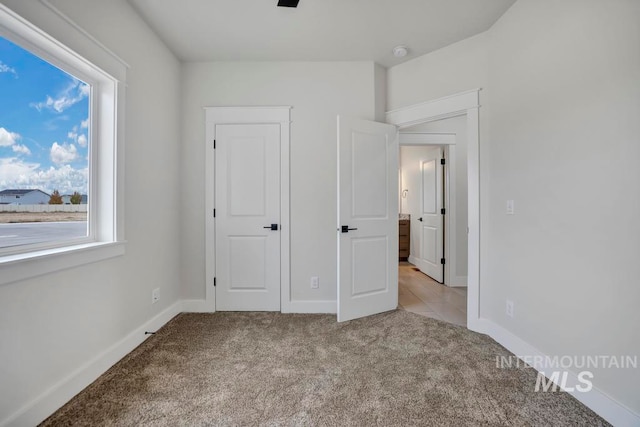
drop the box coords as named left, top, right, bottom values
left=396, top=125, right=467, bottom=326
left=386, top=89, right=482, bottom=331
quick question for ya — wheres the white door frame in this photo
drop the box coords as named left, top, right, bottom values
left=204, top=106, right=291, bottom=312
left=386, top=89, right=481, bottom=331
left=399, top=133, right=465, bottom=287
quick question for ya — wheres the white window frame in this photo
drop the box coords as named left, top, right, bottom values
left=0, top=5, right=125, bottom=286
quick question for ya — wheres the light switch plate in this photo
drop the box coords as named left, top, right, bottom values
left=506, top=200, right=515, bottom=215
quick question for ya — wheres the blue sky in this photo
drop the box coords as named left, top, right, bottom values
left=0, top=35, right=89, bottom=196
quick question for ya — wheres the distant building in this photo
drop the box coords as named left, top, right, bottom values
left=61, top=194, right=88, bottom=204
left=0, top=189, right=50, bottom=205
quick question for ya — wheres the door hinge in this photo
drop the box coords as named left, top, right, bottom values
left=213, top=209, right=216, bottom=218
left=213, top=277, right=216, bottom=287
left=441, top=208, right=446, bottom=215
left=213, top=139, right=216, bottom=149
left=440, top=158, right=446, bottom=165
left=441, top=258, right=446, bottom=265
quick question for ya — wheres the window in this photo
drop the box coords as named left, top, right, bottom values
left=0, top=36, right=91, bottom=251
left=0, top=4, right=125, bottom=284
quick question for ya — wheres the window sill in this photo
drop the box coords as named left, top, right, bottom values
left=0, top=241, right=126, bottom=286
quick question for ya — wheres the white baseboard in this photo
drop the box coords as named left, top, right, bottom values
left=448, top=275, right=468, bottom=287
left=1, top=301, right=183, bottom=427
left=285, top=300, right=337, bottom=314
left=478, top=319, right=640, bottom=427
left=181, top=299, right=213, bottom=313
left=406, top=257, right=467, bottom=288
left=181, top=298, right=336, bottom=314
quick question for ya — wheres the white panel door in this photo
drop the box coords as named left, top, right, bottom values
left=215, top=124, right=281, bottom=311
left=337, top=116, right=398, bottom=322
left=417, top=148, right=444, bottom=283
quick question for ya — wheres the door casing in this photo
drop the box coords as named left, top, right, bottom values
left=204, top=106, right=291, bottom=313
left=386, top=89, right=481, bottom=332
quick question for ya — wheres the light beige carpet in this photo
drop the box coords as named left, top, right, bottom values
left=42, top=311, right=608, bottom=426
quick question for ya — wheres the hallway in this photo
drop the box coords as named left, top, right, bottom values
left=398, top=262, right=467, bottom=327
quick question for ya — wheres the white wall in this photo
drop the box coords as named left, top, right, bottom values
left=181, top=61, right=377, bottom=304
left=387, top=32, right=489, bottom=111
left=374, top=63, right=387, bottom=122
left=0, top=0, right=182, bottom=424
left=388, top=0, right=640, bottom=418
left=486, top=0, right=640, bottom=415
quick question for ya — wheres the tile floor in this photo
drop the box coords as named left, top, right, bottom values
left=398, top=261, right=467, bottom=327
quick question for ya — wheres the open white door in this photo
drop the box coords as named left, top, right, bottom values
left=417, top=148, right=444, bottom=283
left=337, top=116, right=398, bottom=322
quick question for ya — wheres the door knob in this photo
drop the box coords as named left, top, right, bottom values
left=341, top=225, right=358, bottom=233
left=264, top=224, right=278, bottom=231
left=418, top=217, right=423, bottom=222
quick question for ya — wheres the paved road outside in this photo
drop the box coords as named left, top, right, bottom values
left=0, top=221, right=87, bottom=248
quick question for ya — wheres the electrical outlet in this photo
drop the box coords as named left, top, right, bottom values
left=152, top=288, right=160, bottom=304
left=310, top=276, right=319, bottom=289
left=506, top=200, right=515, bottom=215
left=506, top=299, right=514, bottom=318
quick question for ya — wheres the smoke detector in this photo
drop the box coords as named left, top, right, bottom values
left=392, top=46, right=409, bottom=58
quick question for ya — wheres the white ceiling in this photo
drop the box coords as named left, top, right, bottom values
left=128, top=0, right=515, bottom=67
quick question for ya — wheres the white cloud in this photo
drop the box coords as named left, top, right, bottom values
left=50, top=142, right=78, bottom=164
left=0, top=61, right=17, bottom=78
left=0, top=128, right=30, bottom=155
left=0, top=127, right=20, bottom=147
left=77, top=134, right=88, bottom=147
left=12, top=144, right=31, bottom=155
left=0, top=158, right=39, bottom=184
left=31, top=80, right=90, bottom=113
left=0, top=158, right=87, bottom=194
left=32, top=165, right=88, bottom=194
left=63, top=122, right=88, bottom=148
left=81, top=118, right=89, bottom=129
